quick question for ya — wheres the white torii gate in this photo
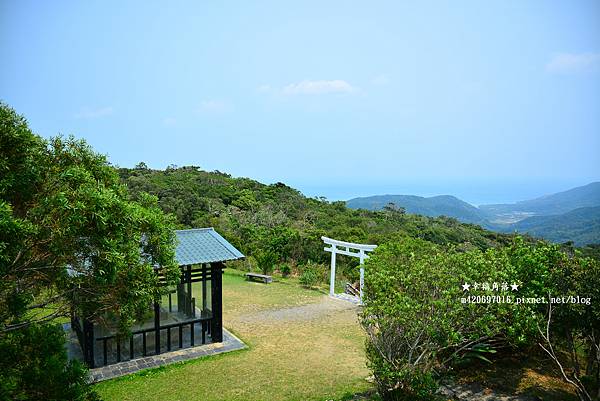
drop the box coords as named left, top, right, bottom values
left=322, top=236, right=377, bottom=303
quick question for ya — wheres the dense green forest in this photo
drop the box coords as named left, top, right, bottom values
left=118, top=164, right=514, bottom=273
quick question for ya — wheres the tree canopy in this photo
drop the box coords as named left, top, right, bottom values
left=1, top=103, right=179, bottom=333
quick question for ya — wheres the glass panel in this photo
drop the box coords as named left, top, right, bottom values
left=192, top=266, right=212, bottom=318
left=205, top=278, right=212, bottom=314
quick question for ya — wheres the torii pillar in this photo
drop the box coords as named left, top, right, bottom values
left=322, top=236, right=377, bottom=303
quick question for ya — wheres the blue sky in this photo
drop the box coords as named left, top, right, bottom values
left=1, top=1, right=599, bottom=204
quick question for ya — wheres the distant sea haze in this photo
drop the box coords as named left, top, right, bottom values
left=292, top=178, right=596, bottom=205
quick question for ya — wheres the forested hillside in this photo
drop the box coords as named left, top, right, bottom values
left=504, top=206, right=600, bottom=246
left=118, top=164, right=513, bottom=269
left=347, top=194, right=487, bottom=224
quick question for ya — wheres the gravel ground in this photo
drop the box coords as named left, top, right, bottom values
left=234, top=295, right=359, bottom=324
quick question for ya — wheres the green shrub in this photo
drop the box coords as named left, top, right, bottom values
left=360, top=237, right=563, bottom=400
left=279, top=263, right=291, bottom=277
left=338, top=259, right=360, bottom=283
left=299, top=267, right=320, bottom=288
left=0, top=323, right=100, bottom=401
left=540, top=249, right=600, bottom=400
left=363, top=358, right=439, bottom=401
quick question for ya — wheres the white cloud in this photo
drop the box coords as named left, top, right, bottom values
left=371, top=74, right=390, bottom=86
left=546, top=52, right=600, bottom=74
left=197, top=100, right=232, bottom=114
left=74, top=106, right=113, bottom=119
left=281, top=79, right=356, bottom=95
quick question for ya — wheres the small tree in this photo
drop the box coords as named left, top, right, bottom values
left=255, top=250, right=278, bottom=275
left=1, top=103, right=180, bottom=333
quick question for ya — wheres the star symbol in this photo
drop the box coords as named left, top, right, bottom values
left=510, top=283, right=519, bottom=291
left=462, top=283, right=471, bottom=291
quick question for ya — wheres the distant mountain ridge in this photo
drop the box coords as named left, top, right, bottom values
left=500, top=206, right=600, bottom=246
left=346, top=182, right=600, bottom=245
left=480, top=182, right=600, bottom=220
left=346, top=194, right=487, bottom=224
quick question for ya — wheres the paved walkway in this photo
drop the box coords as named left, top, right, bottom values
left=330, top=292, right=361, bottom=304
left=63, top=324, right=246, bottom=382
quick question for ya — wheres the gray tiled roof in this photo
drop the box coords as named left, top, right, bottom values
left=174, top=228, right=244, bottom=266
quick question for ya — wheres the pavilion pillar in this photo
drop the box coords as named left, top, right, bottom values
left=211, top=262, right=223, bottom=342
left=202, top=263, right=207, bottom=315
left=186, top=265, right=192, bottom=315
left=329, top=246, right=337, bottom=296
left=154, top=301, right=161, bottom=355
left=83, top=318, right=95, bottom=368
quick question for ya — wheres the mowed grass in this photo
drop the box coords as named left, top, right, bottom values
left=95, top=269, right=371, bottom=401
left=219, top=269, right=325, bottom=317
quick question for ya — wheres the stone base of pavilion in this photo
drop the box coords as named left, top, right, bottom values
left=330, top=292, right=361, bottom=305
left=63, top=323, right=246, bottom=382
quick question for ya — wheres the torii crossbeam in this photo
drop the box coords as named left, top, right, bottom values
left=322, top=236, right=377, bottom=303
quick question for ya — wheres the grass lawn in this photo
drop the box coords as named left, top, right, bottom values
left=95, top=269, right=372, bottom=401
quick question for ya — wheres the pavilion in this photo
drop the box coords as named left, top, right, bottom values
left=71, top=228, right=244, bottom=368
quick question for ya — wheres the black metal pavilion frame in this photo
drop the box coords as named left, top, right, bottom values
left=71, top=262, right=224, bottom=368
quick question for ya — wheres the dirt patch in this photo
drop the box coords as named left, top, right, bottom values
left=439, top=382, right=539, bottom=401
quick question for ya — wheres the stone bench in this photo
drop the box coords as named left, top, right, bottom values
left=245, top=273, right=273, bottom=284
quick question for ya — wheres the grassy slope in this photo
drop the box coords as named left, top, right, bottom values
left=95, top=270, right=370, bottom=401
